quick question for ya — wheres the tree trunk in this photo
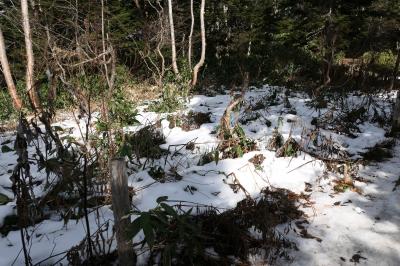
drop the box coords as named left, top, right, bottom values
left=21, top=0, right=42, bottom=111
left=247, top=23, right=253, bottom=57
left=188, top=0, right=194, bottom=69
left=111, top=158, right=135, bottom=266
left=323, top=28, right=336, bottom=87
left=133, top=0, right=141, bottom=10
left=0, top=27, right=23, bottom=110
left=156, top=9, right=166, bottom=88
left=389, top=45, right=400, bottom=91
left=167, top=0, right=179, bottom=75
left=191, top=0, right=206, bottom=87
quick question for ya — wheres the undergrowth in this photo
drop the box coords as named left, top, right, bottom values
left=218, top=124, right=257, bottom=159
left=118, top=125, right=167, bottom=162
left=128, top=187, right=305, bottom=265
left=168, top=111, right=212, bottom=131
left=148, top=83, right=183, bottom=113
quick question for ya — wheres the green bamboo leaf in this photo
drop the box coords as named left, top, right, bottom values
left=126, top=216, right=142, bottom=238
left=186, top=207, right=193, bottom=215
left=0, top=193, right=10, bottom=205
left=141, top=213, right=154, bottom=247
left=163, top=244, right=172, bottom=266
left=1, top=145, right=14, bottom=153
left=156, top=196, right=168, bottom=203
left=214, top=150, right=219, bottom=165
left=160, top=203, right=177, bottom=218
left=52, top=126, right=64, bottom=132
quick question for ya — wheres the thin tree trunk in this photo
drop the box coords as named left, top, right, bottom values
left=21, top=0, right=42, bottom=111
left=188, top=0, right=194, bottom=69
left=191, top=0, right=206, bottom=87
left=167, top=0, right=179, bottom=75
left=82, top=100, right=93, bottom=258
left=315, top=9, right=335, bottom=97
left=389, top=45, right=400, bottom=90
left=323, top=30, right=336, bottom=87
left=133, top=0, right=141, bottom=10
left=0, top=27, right=23, bottom=110
left=247, top=23, right=253, bottom=57
left=156, top=14, right=165, bottom=87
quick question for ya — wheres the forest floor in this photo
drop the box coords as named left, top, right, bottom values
left=0, top=86, right=399, bottom=265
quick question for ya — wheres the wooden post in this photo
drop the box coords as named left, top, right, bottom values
left=392, top=91, right=400, bottom=133
left=111, top=158, right=135, bottom=265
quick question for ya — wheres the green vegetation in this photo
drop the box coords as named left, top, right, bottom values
left=1, top=0, right=398, bottom=121
left=0, top=0, right=399, bottom=265
left=127, top=190, right=305, bottom=265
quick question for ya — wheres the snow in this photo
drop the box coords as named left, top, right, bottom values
left=281, top=145, right=400, bottom=265
left=0, top=86, right=399, bottom=265
left=0, top=207, right=114, bottom=265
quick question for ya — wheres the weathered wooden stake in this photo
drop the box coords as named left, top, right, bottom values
left=392, top=91, right=400, bottom=133
left=111, top=158, right=135, bottom=265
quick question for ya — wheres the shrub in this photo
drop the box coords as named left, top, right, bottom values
left=148, top=83, right=183, bottom=113
left=0, top=89, right=17, bottom=122
left=109, top=87, right=139, bottom=127
left=127, top=188, right=304, bottom=265
left=218, top=124, right=257, bottom=159
left=117, top=125, right=166, bottom=160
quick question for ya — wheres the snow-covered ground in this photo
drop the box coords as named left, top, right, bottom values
left=280, top=144, right=400, bottom=266
left=0, top=86, right=399, bottom=265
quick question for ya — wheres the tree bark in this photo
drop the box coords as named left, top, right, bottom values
left=111, top=158, right=135, bottom=266
left=0, top=27, right=23, bottom=110
left=191, top=0, right=206, bottom=87
left=323, top=24, right=336, bottom=87
left=188, top=0, right=194, bottom=69
left=167, top=0, right=179, bottom=75
left=156, top=12, right=166, bottom=87
left=21, top=0, right=42, bottom=111
left=133, top=0, right=141, bottom=10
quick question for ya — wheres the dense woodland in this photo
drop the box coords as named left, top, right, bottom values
left=0, top=0, right=399, bottom=118
left=0, top=0, right=399, bottom=265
